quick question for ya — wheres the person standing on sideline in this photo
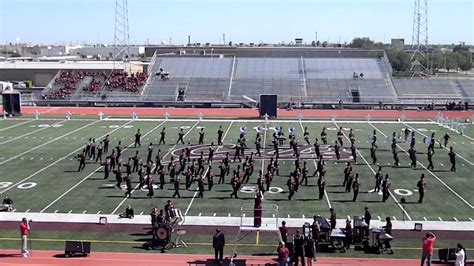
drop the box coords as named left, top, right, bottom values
left=20, top=218, right=30, bottom=257
left=212, top=228, right=225, bottom=264
left=277, top=241, right=290, bottom=266
left=455, top=243, right=466, bottom=266
left=304, top=235, right=316, bottom=266
left=293, top=230, right=305, bottom=266
left=421, top=232, right=437, bottom=266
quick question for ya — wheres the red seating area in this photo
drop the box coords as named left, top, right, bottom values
left=83, top=78, right=103, bottom=94
left=104, top=70, right=149, bottom=94
left=45, top=70, right=108, bottom=99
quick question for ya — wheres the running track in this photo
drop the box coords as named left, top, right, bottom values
left=3, top=106, right=474, bottom=119
left=0, top=249, right=425, bottom=266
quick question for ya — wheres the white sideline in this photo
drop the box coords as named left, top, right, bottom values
left=184, top=121, right=234, bottom=216
left=403, top=122, right=474, bottom=166
left=1, top=211, right=473, bottom=231
left=0, top=120, right=67, bottom=145
left=0, top=120, right=133, bottom=194
left=0, top=120, right=100, bottom=165
left=110, top=120, right=200, bottom=215
left=0, top=119, right=34, bottom=132
left=333, top=121, right=412, bottom=221
left=103, top=117, right=440, bottom=124
left=40, top=120, right=167, bottom=213
left=369, top=122, right=474, bottom=209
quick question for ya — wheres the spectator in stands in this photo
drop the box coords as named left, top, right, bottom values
left=421, top=232, right=436, bottom=266
left=212, top=228, right=225, bottom=264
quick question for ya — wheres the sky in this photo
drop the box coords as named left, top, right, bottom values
left=0, top=0, right=472, bottom=45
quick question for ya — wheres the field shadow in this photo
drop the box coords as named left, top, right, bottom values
left=327, top=191, right=347, bottom=194
left=333, top=200, right=354, bottom=203
left=0, top=254, right=21, bottom=258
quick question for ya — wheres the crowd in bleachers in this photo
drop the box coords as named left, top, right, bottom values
left=104, top=70, right=149, bottom=93
left=44, top=70, right=108, bottom=99
left=83, top=78, right=103, bottom=94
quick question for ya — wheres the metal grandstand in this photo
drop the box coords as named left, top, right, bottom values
left=15, top=47, right=472, bottom=107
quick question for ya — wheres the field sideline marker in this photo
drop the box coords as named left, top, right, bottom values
left=0, top=120, right=133, bottom=194
left=333, top=121, right=412, bottom=221
left=111, top=120, right=200, bottom=215
left=40, top=120, right=167, bottom=213
left=369, top=122, right=474, bottom=209
left=184, top=121, right=233, bottom=216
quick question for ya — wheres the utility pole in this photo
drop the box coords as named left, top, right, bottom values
left=410, top=0, right=429, bottom=78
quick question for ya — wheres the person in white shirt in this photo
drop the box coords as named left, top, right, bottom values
left=455, top=243, right=466, bottom=266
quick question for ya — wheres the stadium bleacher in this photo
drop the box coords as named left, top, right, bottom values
left=143, top=56, right=396, bottom=103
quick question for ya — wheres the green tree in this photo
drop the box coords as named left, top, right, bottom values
left=322, top=41, right=328, bottom=47
left=316, top=40, right=321, bottom=47
left=385, top=49, right=411, bottom=72
left=455, top=51, right=472, bottom=71
left=311, top=41, right=316, bottom=47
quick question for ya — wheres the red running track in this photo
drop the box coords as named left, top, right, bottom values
left=4, top=106, right=474, bottom=119
left=0, top=249, right=422, bottom=266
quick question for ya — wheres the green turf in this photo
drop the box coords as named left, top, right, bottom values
left=1, top=118, right=473, bottom=222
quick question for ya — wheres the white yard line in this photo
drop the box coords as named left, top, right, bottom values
left=0, top=120, right=67, bottom=145
left=0, top=120, right=101, bottom=165
left=299, top=120, right=332, bottom=209
left=333, top=121, right=412, bottom=220
left=111, top=120, right=200, bottom=215
left=0, top=119, right=35, bottom=132
left=403, top=123, right=474, bottom=166
left=369, top=122, right=474, bottom=209
left=184, top=121, right=234, bottom=216
left=40, top=120, right=167, bottom=213
left=0, top=120, right=133, bottom=194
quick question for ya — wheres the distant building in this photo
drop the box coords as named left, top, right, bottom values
left=295, top=38, right=303, bottom=45
left=391, top=39, right=405, bottom=50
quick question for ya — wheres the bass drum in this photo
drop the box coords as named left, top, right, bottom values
left=155, top=223, right=171, bottom=248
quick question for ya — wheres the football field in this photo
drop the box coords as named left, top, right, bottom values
left=1, top=117, right=473, bottom=222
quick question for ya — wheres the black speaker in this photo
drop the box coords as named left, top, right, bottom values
left=64, top=241, right=91, bottom=257
left=438, top=248, right=456, bottom=262
left=259, top=94, right=277, bottom=118
left=2, top=92, right=21, bottom=116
